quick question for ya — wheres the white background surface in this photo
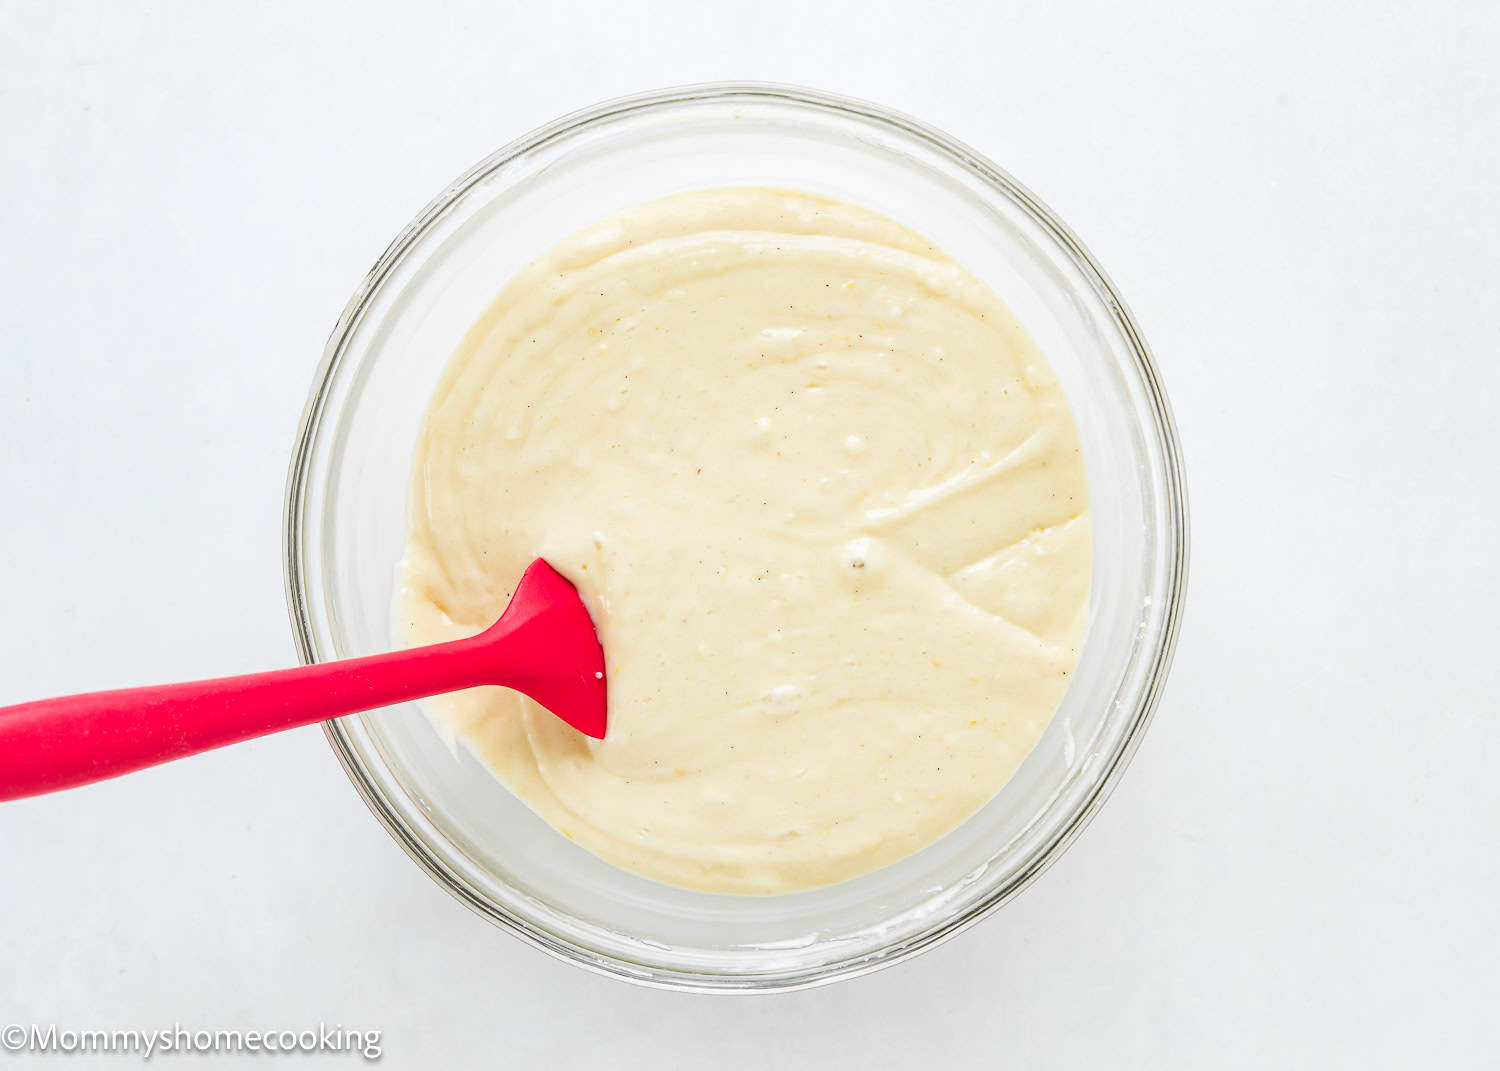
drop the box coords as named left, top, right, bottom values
left=2, top=1, right=1497, bottom=1067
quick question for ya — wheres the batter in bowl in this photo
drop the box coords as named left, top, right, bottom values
left=395, top=188, right=1090, bottom=894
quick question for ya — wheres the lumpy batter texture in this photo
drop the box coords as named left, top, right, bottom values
left=395, top=188, right=1090, bottom=894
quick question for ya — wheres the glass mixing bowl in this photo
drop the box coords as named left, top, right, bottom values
left=283, top=83, right=1188, bottom=991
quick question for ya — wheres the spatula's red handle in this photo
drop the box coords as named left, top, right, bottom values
left=0, top=636, right=489, bottom=802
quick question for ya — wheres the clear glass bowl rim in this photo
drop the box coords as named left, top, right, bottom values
left=282, top=81, right=1190, bottom=992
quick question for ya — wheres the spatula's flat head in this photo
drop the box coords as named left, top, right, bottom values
left=483, top=558, right=607, bottom=739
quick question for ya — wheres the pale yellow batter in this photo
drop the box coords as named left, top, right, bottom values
left=395, top=188, right=1090, bottom=895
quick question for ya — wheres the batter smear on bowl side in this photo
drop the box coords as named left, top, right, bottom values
left=395, top=188, right=1091, bottom=894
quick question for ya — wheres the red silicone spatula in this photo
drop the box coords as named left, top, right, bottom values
left=0, top=558, right=606, bottom=803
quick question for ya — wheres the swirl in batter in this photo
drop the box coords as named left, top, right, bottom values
left=395, top=188, right=1090, bottom=894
